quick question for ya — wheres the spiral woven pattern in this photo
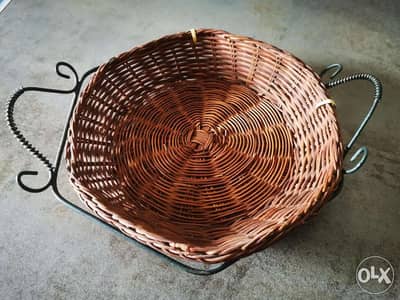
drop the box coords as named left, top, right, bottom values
left=66, top=29, right=343, bottom=263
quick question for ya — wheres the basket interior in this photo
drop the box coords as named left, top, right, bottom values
left=66, top=29, right=343, bottom=261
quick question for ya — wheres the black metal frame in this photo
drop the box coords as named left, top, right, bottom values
left=5, top=62, right=382, bottom=275
left=320, top=64, right=383, bottom=174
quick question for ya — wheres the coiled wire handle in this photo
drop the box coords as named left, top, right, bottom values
left=320, top=64, right=383, bottom=174
left=5, top=62, right=79, bottom=192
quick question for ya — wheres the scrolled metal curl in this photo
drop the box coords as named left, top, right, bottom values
left=5, top=62, right=80, bottom=192
left=319, top=64, right=382, bottom=174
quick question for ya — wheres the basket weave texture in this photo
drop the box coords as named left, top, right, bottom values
left=66, top=29, right=343, bottom=263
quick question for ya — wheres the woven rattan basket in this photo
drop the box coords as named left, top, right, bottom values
left=66, top=28, right=344, bottom=263
left=8, top=29, right=382, bottom=271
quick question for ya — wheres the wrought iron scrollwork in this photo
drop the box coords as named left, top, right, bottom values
left=6, top=62, right=80, bottom=192
left=319, top=64, right=382, bottom=174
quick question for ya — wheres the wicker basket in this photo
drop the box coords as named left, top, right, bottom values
left=62, top=29, right=367, bottom=263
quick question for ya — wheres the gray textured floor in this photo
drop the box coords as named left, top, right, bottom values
left=1, top=1, right=399, bottom=299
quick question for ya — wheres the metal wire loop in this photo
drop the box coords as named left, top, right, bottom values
left=320, top=65, right=382, bottom=174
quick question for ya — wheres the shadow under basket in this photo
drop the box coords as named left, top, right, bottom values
left=7, top=29, right=382, bottom=275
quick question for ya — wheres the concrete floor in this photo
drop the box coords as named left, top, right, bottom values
left=1, top=0, right=399, bottom=299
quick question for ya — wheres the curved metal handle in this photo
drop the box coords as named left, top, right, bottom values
left=320, top=64, right=383, bottom=174
left=5, top=62, right=79, bottom=192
